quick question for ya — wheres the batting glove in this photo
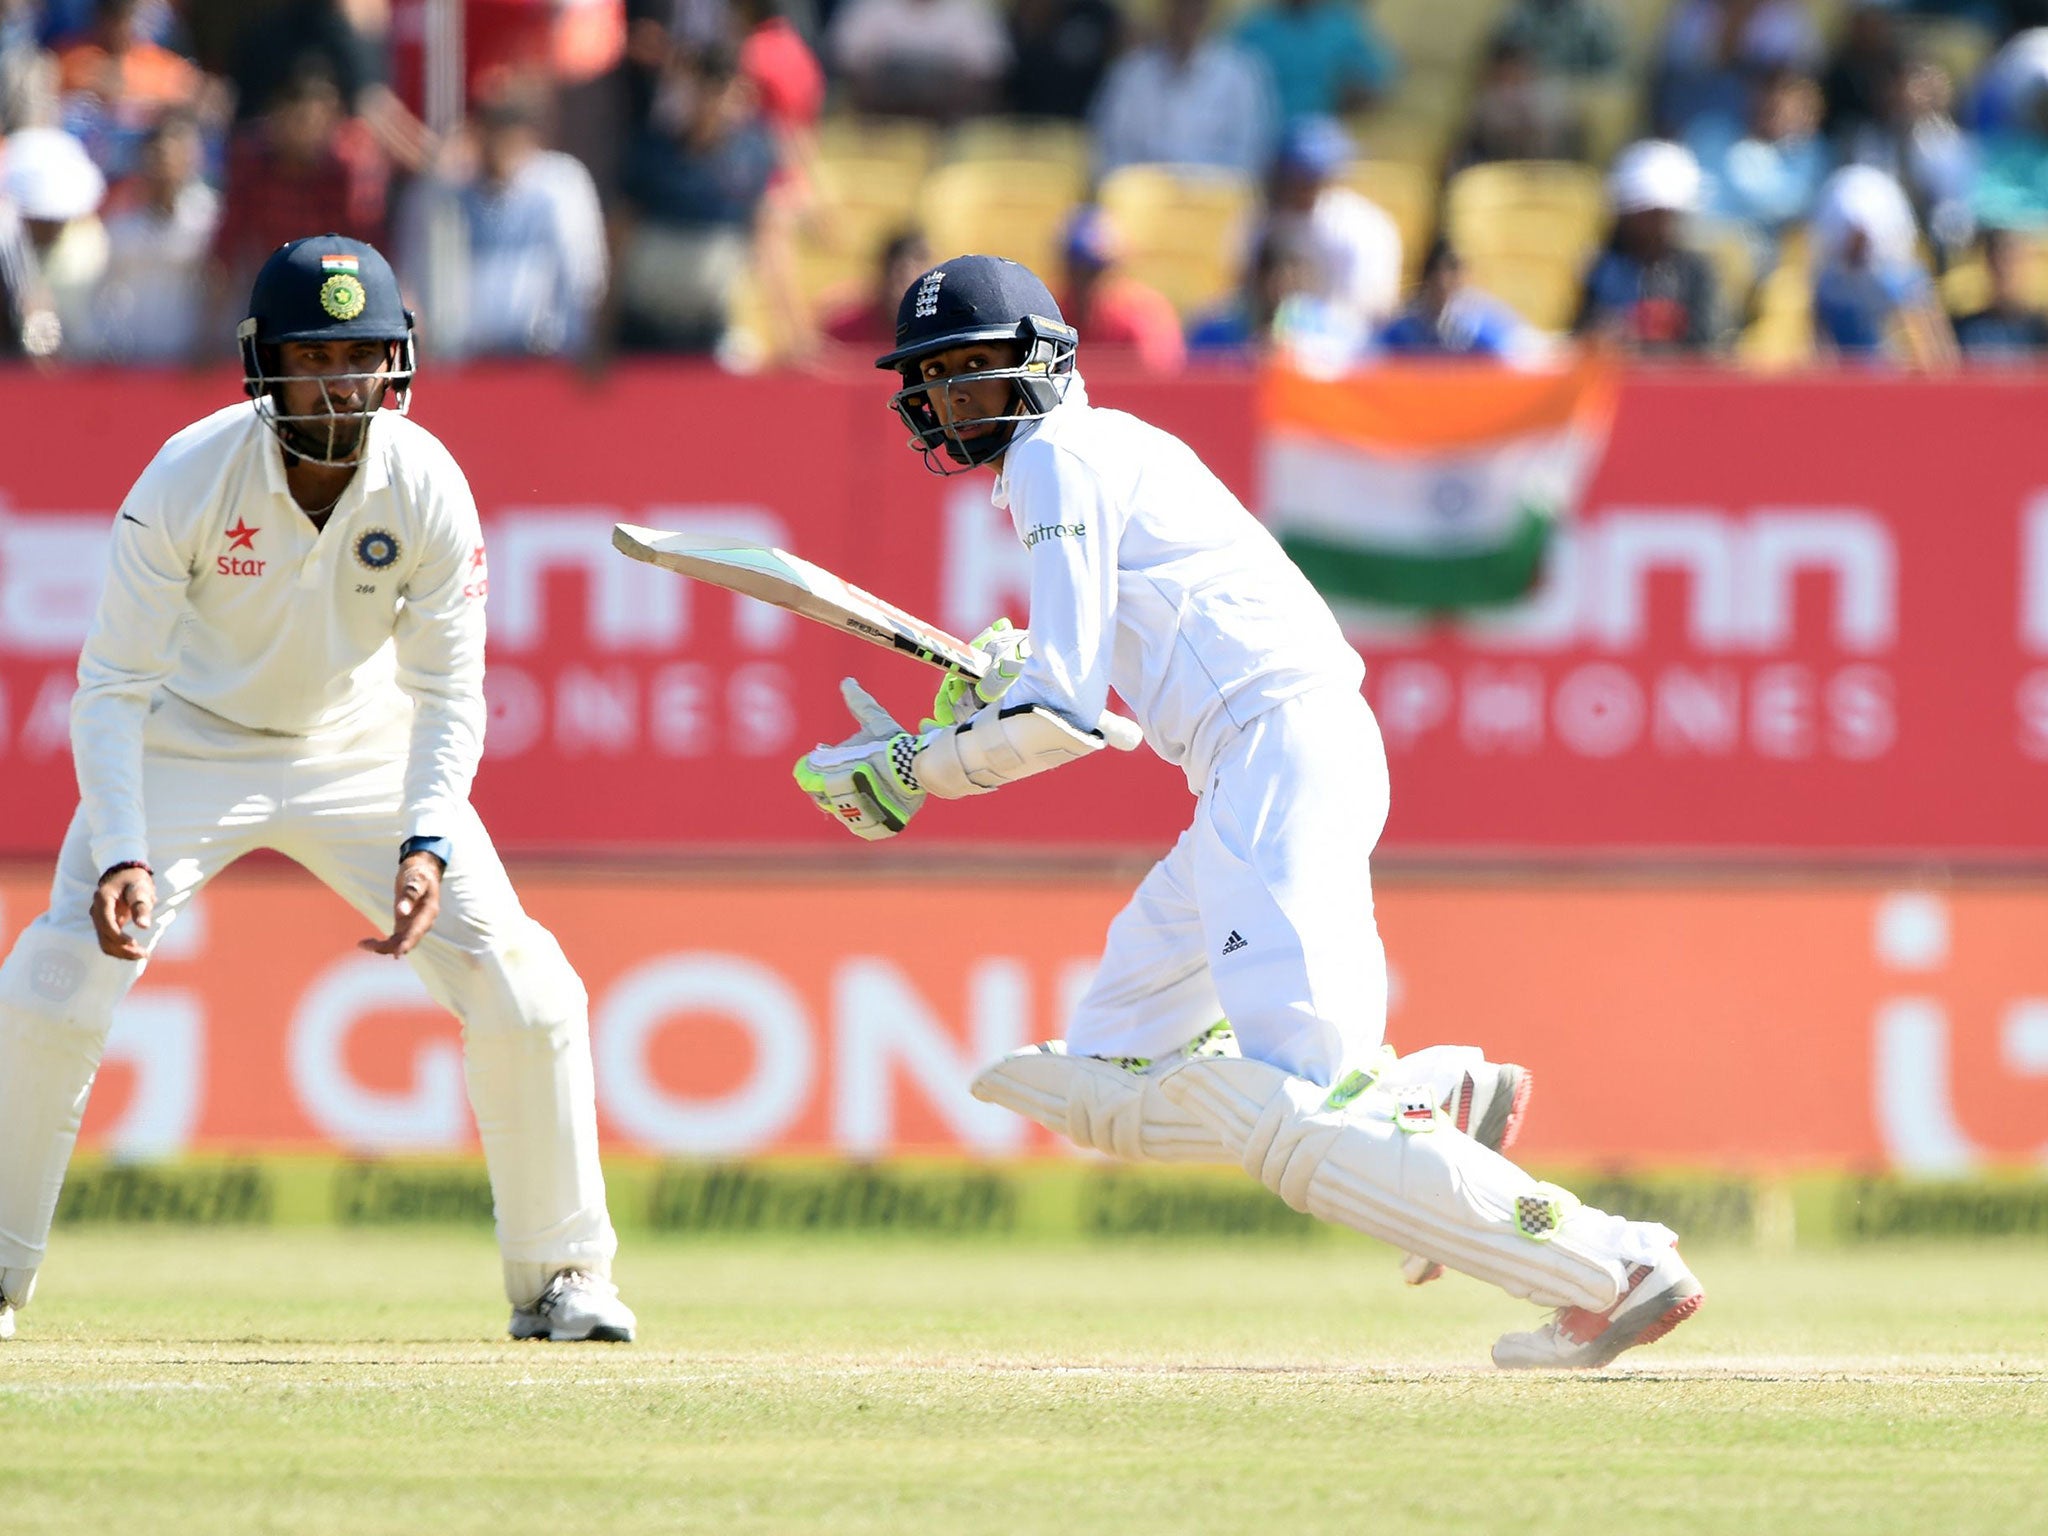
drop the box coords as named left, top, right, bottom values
left=928, top=617, right=1031, bottom=729
left=793, top=678, right=927, bottom=840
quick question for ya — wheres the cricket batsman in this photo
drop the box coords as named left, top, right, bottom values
left=794, top=254, right=1704, bottom=1368
left=0, top=236, right=634, bottom=1344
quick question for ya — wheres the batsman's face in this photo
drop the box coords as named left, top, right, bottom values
left=918, top=341, right=1023, bottom=441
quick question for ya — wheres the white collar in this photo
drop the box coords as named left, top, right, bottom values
left=992, top=371, right=1087, bottom=508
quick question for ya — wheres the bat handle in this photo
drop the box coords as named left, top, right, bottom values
left=1097, top=712, right=1145, bottom=753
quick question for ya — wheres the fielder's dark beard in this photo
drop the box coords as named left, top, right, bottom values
left=280, top=412, right=369, bottom=464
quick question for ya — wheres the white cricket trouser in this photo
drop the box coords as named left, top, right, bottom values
left=1066, top=687, right=1389, bottom=1088
left=0, top=692, right=616, bottom=1310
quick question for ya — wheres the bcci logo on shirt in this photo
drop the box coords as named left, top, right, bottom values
left=913, top=269, right=945, bottom=319
left=354, top=528, right=400, bottom=570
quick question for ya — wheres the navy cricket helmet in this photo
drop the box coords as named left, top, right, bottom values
left=877, top=254, right=1078, bottom=473
left=238, top=234, right=416, bottom=466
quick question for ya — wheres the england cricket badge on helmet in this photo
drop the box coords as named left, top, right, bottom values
left=877, top=254, right=1078, bottom=475
left=238, top=234, right=416, bottom=468
left=354, top=527, right=401, bottom=570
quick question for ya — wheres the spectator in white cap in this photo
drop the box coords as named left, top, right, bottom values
left=1573, top=138, right=1725, bottom=353
left=0, top=123, right=107, bottom=358
left=1810, top=162, right=1956, bottom=367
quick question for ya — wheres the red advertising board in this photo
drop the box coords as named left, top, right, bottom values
left=6, top=863, right=2043, bottom=1172
left=2, top=364, right=2046, bottom=858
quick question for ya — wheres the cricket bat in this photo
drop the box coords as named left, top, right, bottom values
left=611, top=524, right=1145, bottom=752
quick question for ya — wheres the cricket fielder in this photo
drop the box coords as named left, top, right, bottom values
left=0, top=236, right=633, bottom=1343
left=793, top=254, right=1703, bottom=1369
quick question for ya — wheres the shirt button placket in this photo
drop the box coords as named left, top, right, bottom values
left=299, top=516, right=325, bottom=589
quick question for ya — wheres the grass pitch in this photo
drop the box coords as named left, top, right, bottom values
left=3, top=1230, right=2044, bottom=1536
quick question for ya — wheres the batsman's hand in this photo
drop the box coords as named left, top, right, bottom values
left=928, top=617, right=1030, bottom=729
left=89, top=863, right=157, bottom=961
left=794, top=678, right=927, bottom=841
left=360, top=850, right=443, bottom=957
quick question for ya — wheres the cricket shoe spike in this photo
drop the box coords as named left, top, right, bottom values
left=1490, top=1242, right=1703, bottom=1370
left=1400, top=1062, right=1536, bottom=1285
left=509, top=1270, right=637, bottom=1343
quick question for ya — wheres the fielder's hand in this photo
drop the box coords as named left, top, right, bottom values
left=359, top=850, right=443, bottom=957
left=89, top=863, right=157, bottom=962
left=928, top=617, right=1030, bottom=728
left=793, top=678, right=926, bottom=840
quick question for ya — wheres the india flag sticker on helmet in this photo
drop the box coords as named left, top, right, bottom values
left=320, top=254, right=360, bottom=273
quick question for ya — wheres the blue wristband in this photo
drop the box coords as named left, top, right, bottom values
left=400, top=835, right=452, bottom=870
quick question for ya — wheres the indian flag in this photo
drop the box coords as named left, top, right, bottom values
left=1260, top=356, right=1617, bottom=611
left=320, top=254, right=360, bottom=273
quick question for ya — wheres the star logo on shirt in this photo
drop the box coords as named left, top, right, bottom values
left=224, top=518, right=259, bottom=551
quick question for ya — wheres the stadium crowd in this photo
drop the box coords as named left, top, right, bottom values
left=5, top=0, right=2048, bottom=371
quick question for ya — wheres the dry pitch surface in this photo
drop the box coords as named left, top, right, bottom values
left=3, top=1230, right=2044, bottom=1535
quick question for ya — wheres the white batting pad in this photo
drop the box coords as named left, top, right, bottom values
left=970, top=1044, right=1231, bottom=1162
left=1158, top=1056, right=1667, bottom=1312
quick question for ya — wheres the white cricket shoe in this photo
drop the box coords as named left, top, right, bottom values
left=0, top=1303, right=15, bottom=1341
left=508, top=1270, right=637, bottom=1343
left=1400, top=1062, right=1536, bottom=1285
left=1490, top=1243, right=1704, bottom=1370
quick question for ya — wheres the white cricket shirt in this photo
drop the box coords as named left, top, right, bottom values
left=990, top=375, right=1364, bottom=791
left=71, top=402, right=489, bottom=871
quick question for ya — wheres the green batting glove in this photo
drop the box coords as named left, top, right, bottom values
left=929, top=617, right=1031, bottom=728
left=794, top=678, right=928, bottom=840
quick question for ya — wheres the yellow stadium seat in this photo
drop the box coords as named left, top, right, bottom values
left=1942, top=257, right=1992, bottom=315
left=1465, top=252, right=1584, bottom=330
left=1739, top=235, right=1815, bottom=370
left=1697, top=221, right=1760, bottom=323
left=1341, top=159, right=1437, bottom=282
left=1577, top=80, right=1644, bottom=168
left=1097, top=165, right=1257, bottom=315
left=919, top=159, right=1088, bottom=280
left=1739, top=283, right=1814, bottom=369
left=1445, top=160, right=1608, bottom=265
left=794, top=156, right=926, bottom=302
left=1939, top=232, right=2048, bottom=314
left=816, top=116, right=940, bottom=178
left=1373, top=0, right=1510, bottom=77
left=1347, top=110, right=1459, bottom=179
left=1351, top=66, right=1472, bottom=165
left=945, top=116, right=1094, bottom=178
